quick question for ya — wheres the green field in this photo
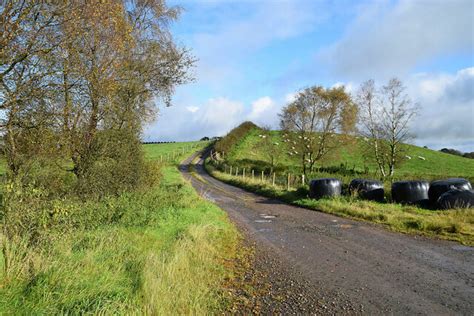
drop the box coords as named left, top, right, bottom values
left=1, top=142, right=241, bottom=314
left=225, top=128, right=474, bottom=182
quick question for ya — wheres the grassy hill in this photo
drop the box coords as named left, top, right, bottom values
left=224, top=127, right=474, bottom=182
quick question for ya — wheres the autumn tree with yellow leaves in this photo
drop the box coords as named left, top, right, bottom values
left=0, top=1, right=193, bottom=194
left=279, top=86, right=358, bottom=176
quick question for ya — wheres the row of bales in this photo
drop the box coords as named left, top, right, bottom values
left=309, top=177, right=474, bottom=210
left=141, top=141, right=177, bottom=145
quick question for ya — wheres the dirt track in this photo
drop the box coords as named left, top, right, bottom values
left=180, top=152, right=474, bottom=315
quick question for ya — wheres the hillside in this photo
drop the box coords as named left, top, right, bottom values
left=224, top=127, right=474, bottom=183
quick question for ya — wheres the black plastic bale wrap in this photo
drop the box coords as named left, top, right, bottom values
left=391, top=181, right=430, bottom=205
left=309, top=178, right=342, bottom=199
left=437, top=189, right=474, bottom=209
left=349, top=179, right=385, bottom=202
left=428, top=178, right=472, bottom=204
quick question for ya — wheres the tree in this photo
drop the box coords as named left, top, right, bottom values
left=279, top=86, right=357, bottom=176
left=0, top=0, right=194, bottom=186
left=1, top=2, right=65, bottom=176
left=356, top=78, right=418, bottom=179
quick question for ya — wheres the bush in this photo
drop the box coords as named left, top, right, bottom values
left=75, top=129, right=160, bottom=197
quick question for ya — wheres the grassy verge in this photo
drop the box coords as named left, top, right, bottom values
left=0, top=142, right=242, bottom=314
left=206, top=160, right=474, bottom=246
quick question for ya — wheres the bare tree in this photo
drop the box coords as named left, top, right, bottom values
left=357, top=78, right=418, bottom=179
left=280, top=86, right=357, bottom=176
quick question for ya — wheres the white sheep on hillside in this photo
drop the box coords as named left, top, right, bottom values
left=417, top=156, right=426, bottom=161
left=405, top=155, right=412, bottom=160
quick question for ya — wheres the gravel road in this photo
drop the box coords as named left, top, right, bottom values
left=180, top=152, right=474, bottom=315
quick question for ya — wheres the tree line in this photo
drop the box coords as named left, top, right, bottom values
left=1, top=1, right=193, bottom=195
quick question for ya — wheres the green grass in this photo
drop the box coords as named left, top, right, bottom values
left=226, top=128, right=474, bottom=182
left=206, top=160, right=474, bottom=246
left=0, top=141, right=242, bottom=314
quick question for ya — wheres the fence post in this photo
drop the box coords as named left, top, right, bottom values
left=261, top=170, right=264, bottom=182
left=302, top=174, right=305, bottom=186
left=272, top=172, right=276, bottom=186
left=243, top=168, right=246, bottom=178
left=160, top=155, right=163, bottom=163
left=287, top=173, right=291, bottom=191
left=230, top=166, right=233, bottom=175
left=252, top=169, right=255, bottom=181
left=235, top=167, right=239, bottom=176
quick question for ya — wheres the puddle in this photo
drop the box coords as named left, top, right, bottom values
left=452, top=245, right=473, bottom=251
left=331, top=220, right=338, bottom=223
left=338, top=224, right=353, bottom=229
left=259, top=213, right=277, bottom=219
left=255, top=219, right=272, bottom=223
left=258, top=228, right=272, bottom=232
left=202, top=192, right=215, bottom=202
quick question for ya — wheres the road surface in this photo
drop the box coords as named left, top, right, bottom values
left=180, top=152, right=473, bottom=315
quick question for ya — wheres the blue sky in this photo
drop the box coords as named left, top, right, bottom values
left=144, top=0, right=474, bottom=152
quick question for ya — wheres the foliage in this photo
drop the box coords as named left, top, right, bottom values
left=0, top=0, right=194, bottom=189
left=279, top=86, right=358, bottom=175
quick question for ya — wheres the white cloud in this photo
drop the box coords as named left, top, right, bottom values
left=187, top=0, right=329, bottom=91
left=248, top=96, right=274, bottom=121
left=407, top=67, right=474, bottom=151
left=186, top=106, right=199, bottom=113
left=144, top=97, right=244, bottom=141
left=285, top=92, right=297, bottom=103
left=320, top=0, right=474, bottom=79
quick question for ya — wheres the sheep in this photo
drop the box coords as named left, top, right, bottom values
left=417, top=156, right=426, bottom=161
left=405, top=155, right=412, bottom=160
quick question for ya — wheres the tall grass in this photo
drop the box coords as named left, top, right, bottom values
left=0, top=142, right=241, bottom=314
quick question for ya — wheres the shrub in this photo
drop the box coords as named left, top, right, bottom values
left=75, top=129, right=160, bottom=197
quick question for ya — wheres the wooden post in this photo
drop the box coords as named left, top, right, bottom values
left=243, top=168, right=246, bottom=178
left=160, top=155, right=163, bottom=163
left=287, top=173, right=291, bottom=191
left=236, top=167, right=239, bottom=176
left=302, top=174, right=305, bottom=186
left=230, top=166, right=233, bottom=175
left=252, top=169, right=255, bottom=181
left=272, top=172, right=276, bottom=186
left=261, top=170, right=264, bottom=182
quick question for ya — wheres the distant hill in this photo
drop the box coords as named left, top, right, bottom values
left=440, top=148, right=474, bottom=159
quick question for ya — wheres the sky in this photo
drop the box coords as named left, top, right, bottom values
left=144, top=0, right=474, bottom=152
